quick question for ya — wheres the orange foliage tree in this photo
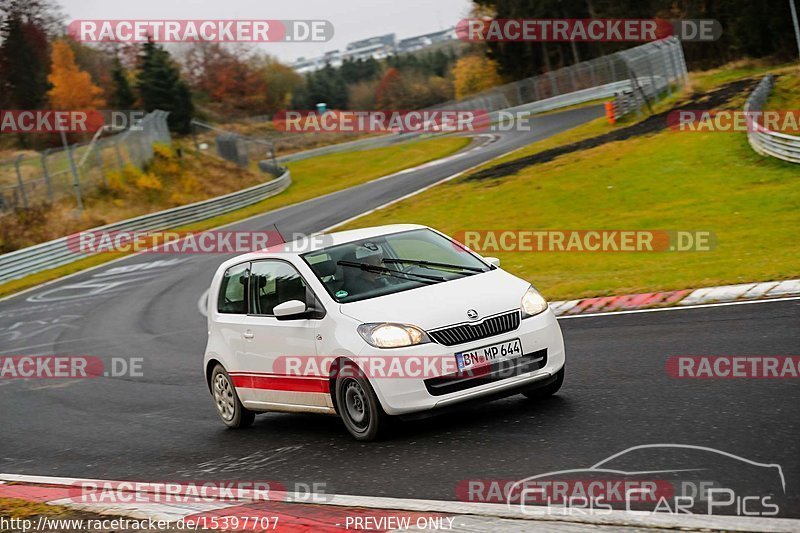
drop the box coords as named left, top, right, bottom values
left=374, top=68, right=409, bottom=110
left=47, top=40, right=106, bottom=109
left=452, top=55, right=503, bottom=100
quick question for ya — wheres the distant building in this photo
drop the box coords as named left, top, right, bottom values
left=291, top=28, right=456, bottom=74
left=397, top=28, right=456, bottom=54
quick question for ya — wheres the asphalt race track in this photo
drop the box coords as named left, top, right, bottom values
left=0, top=104, right=798, bottom=518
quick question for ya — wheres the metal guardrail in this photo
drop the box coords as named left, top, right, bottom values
left=0, top=167, right=290, bottom=285
left=745, top=74, right=800, bottom=164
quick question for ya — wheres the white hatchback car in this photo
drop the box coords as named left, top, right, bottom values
left=204, top=224, right=565, bottom=440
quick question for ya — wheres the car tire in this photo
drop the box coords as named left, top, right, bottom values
left=335, top=363, right=386, bottom=441
left=522, top=366, right=565, bottom=400
left=210, top=364, right=255, bottom=429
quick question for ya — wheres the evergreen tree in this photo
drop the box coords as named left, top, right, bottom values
left=0, top=10, right=49, bottom=109
left=110, top=58, right=136, bottom=109
left=306, top=63, right=348, bottom=109
left=136, top=39, right=194, bottom=133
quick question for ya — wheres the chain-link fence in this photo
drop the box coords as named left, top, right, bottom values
left=190, top=119, right=379, bottom=162
left=0, top=110, right=171, bottom=212
left=431, top=37, right=687, bottom=117
left=190, top=120, right=283, bottom=173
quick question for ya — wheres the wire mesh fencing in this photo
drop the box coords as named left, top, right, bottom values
left=190, top=120, right=281, bottom=173
left=0, top=110, right=171, bottom=212
left=430, top=37, right=687, bottom=117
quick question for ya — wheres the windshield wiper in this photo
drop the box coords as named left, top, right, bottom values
left=337, top=260, right=445, bottom=284
left=382, top=258, right=486, bottom=274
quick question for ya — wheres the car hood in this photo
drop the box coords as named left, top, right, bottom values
left=337, top=268, right=532, bottom=329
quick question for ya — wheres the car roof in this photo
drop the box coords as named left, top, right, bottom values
left=217, top=224, right=429, bottom=272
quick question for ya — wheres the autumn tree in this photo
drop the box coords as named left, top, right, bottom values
left=452, top=55, right=503, bottom=100
left=374, top=68, right=408, bottom=110
left=47, top=39, right=106, bottom=109
left=258, top=58, right=303, bottom=113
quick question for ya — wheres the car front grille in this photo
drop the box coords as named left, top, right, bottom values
left=427, top=310, right=521, bottom=346
left=423, top=349, right=548, bottom=396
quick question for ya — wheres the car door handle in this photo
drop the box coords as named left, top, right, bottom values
left=243, top=330, right=254, bottom=340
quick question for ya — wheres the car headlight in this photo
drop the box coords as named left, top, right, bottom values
left=357, top=323, right=430, bottom=348
left=521, top=286, right=548, bottom=318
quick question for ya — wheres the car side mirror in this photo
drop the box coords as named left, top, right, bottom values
left=485, top=257, right=500, bottom=268
left=274, top=300, right=308, bottom=320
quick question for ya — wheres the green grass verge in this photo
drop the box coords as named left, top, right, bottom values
left=0, top=135, right=471, bottom=299
left=766, top=66, right=800, bottom=113
left=0, top=497, right=69, bottom=518
left=337, top=107, right=799, bottom=301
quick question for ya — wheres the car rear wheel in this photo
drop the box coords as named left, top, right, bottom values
left=522, top=366, right=565, bottom=400
left=335, top=364, right=386, bottom=441
left=211, top=364, right=255, bottom=429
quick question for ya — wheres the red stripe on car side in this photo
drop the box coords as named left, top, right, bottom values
left=230, top=374, right=330, bottom=393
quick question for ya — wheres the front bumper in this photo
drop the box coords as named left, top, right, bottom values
left=363, top=307, right=566, bottom=416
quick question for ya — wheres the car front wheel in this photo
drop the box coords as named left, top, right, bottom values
left=335, top=364, right=386, bottom=441
left=211, top=364, right=255, bottom=429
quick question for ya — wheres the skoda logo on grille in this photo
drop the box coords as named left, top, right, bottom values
left=466, top=309, right=479, bottom=320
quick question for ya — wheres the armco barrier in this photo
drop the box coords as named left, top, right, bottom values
left=0, top=167, right=290, bottom=285
left=745, top=74, right=800, bottom=164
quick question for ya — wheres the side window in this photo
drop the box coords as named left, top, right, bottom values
left=250, top=261, right=308, bottom=316
left=217, top=263, right=249, bottom=314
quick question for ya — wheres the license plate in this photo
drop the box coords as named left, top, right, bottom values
left=455, top=338, right=522, bottom=371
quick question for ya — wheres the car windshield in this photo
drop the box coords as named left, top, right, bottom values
left=302, top=228, right=491, bottom=303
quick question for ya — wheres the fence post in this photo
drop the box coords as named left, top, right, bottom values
left=191, top=120, right=200, bottom=150
left=568, top=66, right=577, bottom=92
left=40, top=149, right=53, bottom=202
left=114, top=137, right=124, bottom=170
left=14, top=154, right=28, bottom=209
left=548, top=71, right=558, bottom=96
left=95, top=143, right=107, bottom=186
left=61, top=131, right=83, bottom=210
left=657, top=43, right=673, bottom=97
